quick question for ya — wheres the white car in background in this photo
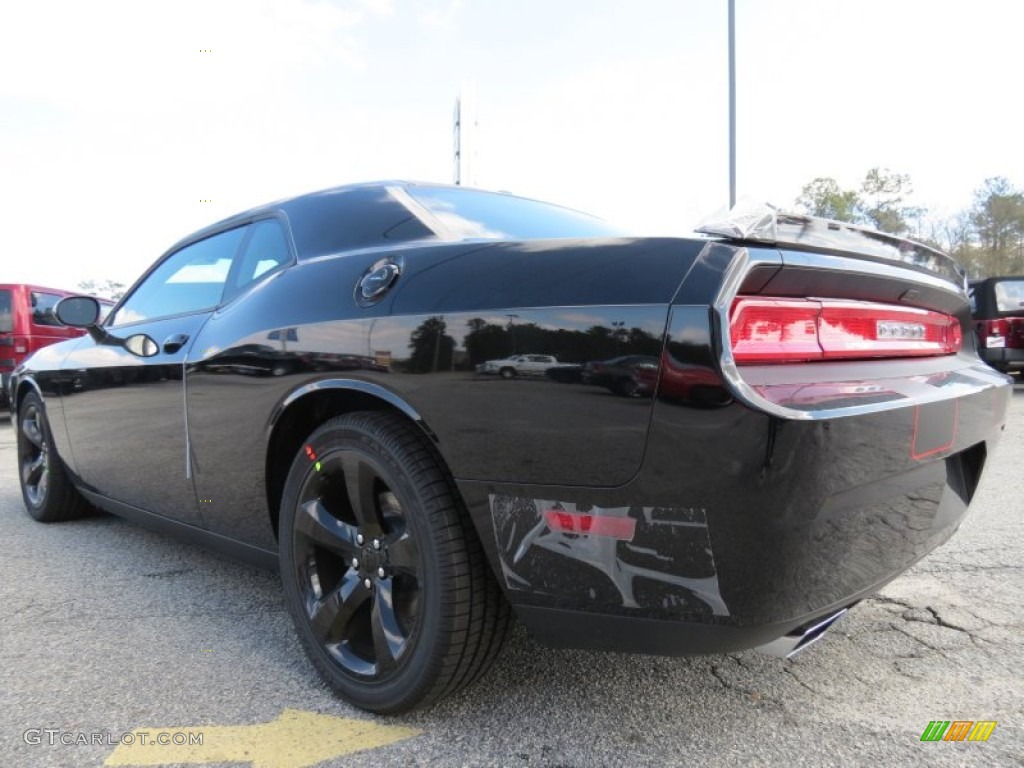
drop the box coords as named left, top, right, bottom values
left=477, top=354, right=568, bottom=378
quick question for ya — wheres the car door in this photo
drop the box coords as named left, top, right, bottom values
left=60, top=225, right=250, bottom=524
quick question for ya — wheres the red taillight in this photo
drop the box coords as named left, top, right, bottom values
left=730, top=299, right=823, bottom=363
left=730, top=297, right=962, bottom=364
left=982, top=318, right=1024, bottom=349
left=984, top=318, right=1009, bottom=334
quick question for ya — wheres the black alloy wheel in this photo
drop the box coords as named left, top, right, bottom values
left=17, top=392, right=89, bottom=522
left=279, top=411, right=510, bottom=713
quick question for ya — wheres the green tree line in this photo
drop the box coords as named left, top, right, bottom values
left=792, top=168, right=1024, bottom=278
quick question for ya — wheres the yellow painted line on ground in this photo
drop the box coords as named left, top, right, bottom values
left=104, top=708, right=421, bottom=768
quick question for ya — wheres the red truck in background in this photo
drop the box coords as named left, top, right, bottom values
left=0, top=284, right=114, bottom=407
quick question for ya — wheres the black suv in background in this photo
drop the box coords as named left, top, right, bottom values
left=969, top=276, right=1024, bottom=373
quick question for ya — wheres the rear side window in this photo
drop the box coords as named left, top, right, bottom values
left=31, top=291, right=63, bottom=327
left=111, top=227, right=248, bottom=327
left=223, top=219, right=291, bottom=303
left=0, top=290, right=11, bottom=333
left=994, top=280, right=1024, bottom=313
left=406, top=187, right=629, bottom=240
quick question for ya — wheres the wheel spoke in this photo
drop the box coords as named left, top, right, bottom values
left=371, top=578, right=407, bottom=672
left=23, top=453, right=45, bottom=486
left=340, top=453, right=383, bottom=535
left=295, top=499, right=360, bottom=557
left=309, top=570, right=369, bottom=644
left=21, top=416, right=43, bottom=448
left=387, top=530, right=420, bottom=575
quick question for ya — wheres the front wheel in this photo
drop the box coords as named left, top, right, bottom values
left=17, top=392, right=90, bottom=522
left=279, top=411, right=510, bottom=713
left=499, top=367, right=516, bottom=379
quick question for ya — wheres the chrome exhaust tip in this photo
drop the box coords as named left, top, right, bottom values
left=755, top=608, right=848, bottom=659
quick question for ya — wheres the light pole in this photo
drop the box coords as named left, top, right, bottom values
left=506, top=314, right=519, bottom=354
left=728, top=0, right=736, bottom=209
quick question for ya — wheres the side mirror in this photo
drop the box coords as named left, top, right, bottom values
left=55, top=296, right=151, bottom=355
left=55, top=296, right=101, bottom=328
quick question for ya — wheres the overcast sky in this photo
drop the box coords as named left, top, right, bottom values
left=2, top=0, right=1022, bottom=291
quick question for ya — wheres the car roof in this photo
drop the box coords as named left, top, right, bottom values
left=162, top=181, right=617, bottom=263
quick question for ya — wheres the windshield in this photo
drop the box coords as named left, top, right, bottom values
left=994, top=279, right=1024, bottom=313
left=0, top=289, right=11, bottom=333
left=405, top=186, right=629, bottom=240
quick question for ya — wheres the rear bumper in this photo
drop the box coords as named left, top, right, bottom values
left=461, top=353, right=1011, bottom=655
left=515, top=603, right=855, bottom=657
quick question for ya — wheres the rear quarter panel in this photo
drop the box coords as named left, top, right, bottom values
left=184, top=237, right=707, bottom=548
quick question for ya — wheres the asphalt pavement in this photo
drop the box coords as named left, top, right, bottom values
left=1, top=381, right=1022, bottom=767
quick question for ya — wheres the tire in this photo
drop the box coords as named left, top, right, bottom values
left=499, top=367, right=516, bottom=379
left=279, top=411, right=511, bottom=713
left=620, top=379, right=640, bottom=398
left=16, top=392, right=90, bottom=523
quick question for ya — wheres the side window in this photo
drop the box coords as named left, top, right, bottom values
left=994, top=280, right=1024, bottom=312
left=224, top=219, right=291, bottom=303
left=31, top=291, right=63, bottom=327
left=110, top=227, right=248, bottom=327
left=0, top=289, right=13, bottom=333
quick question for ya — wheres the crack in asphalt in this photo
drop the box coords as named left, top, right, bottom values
left=708, top=664, right=732, bottom=691
left=867, top=595, right=1011, bottom=650
left=922, top=605, right=974, bottom=635
left=889, top=624, right=950, bottom=657
left=782, top=666, right=824, bottom=698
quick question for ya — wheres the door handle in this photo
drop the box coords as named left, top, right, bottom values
left=162, top=333, right=190, bottom=354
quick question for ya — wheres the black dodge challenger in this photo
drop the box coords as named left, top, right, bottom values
left=10, top=182, right=1011, bottom=712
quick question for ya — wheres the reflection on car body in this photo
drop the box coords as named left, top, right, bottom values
left=583, top=355, right=659, bottom=397
left=476, top=353, right=571, bottom=378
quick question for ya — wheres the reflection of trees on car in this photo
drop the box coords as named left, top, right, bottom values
left=464, top=318, right=509, bottom=364
left=408, top=316, right=455, bottom=373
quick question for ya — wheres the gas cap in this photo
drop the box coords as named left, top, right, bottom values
left=357, top=262, right=400, bottom=302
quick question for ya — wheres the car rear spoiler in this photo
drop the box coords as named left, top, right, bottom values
left=696, top=203, right=967, bottom=291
